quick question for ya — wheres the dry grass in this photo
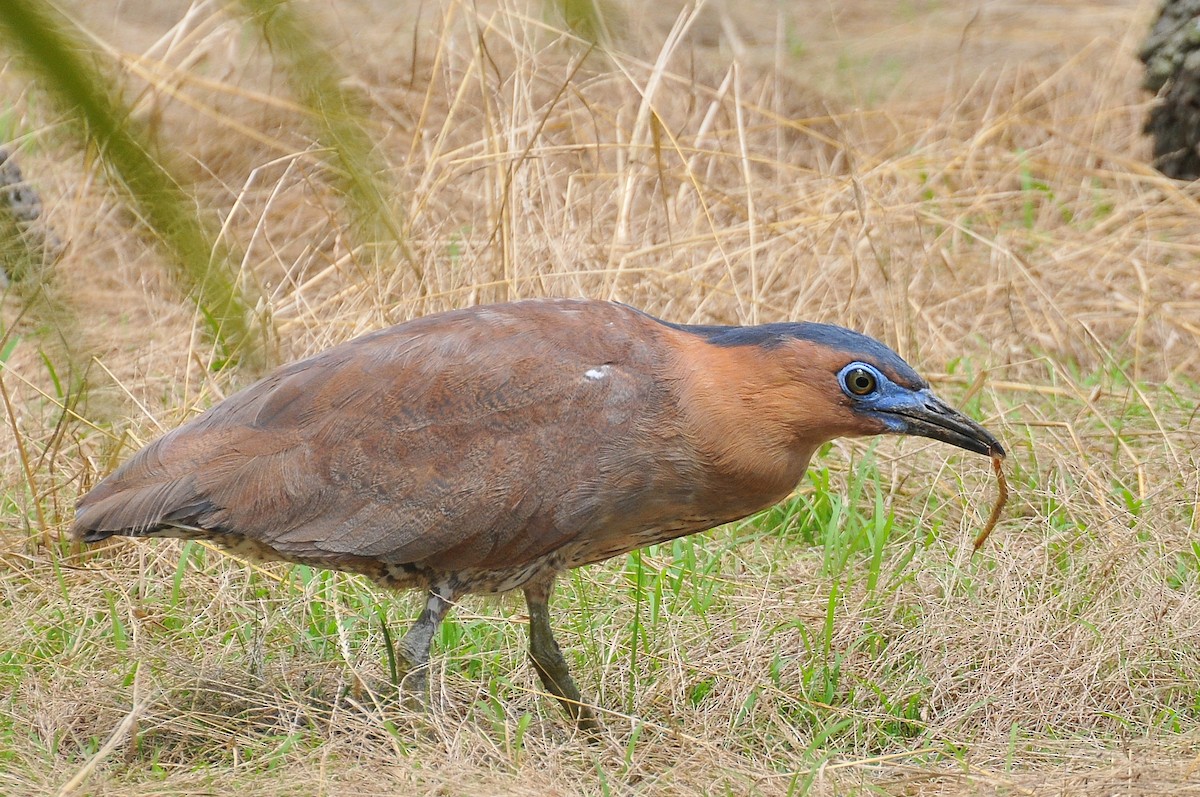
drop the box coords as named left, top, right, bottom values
left=3, top=0, right=1200, bottom=794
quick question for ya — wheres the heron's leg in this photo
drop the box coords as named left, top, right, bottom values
left=394, top=583, right=454, bottom=698
left=523, top=576, right=600, bottom=732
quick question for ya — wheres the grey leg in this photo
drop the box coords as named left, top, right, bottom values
left=524, top=577, right=600, bottom=732
left=395, top=583, right=454, bottom=698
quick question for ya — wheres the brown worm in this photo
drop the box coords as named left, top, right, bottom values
left=972, top=447, right=1009, bottom=551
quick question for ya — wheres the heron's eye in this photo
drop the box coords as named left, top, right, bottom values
left=844, top=367, right=877, bottom=396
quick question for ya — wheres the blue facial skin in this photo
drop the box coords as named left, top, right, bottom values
left=836, top=362, right=1003, bottom=458
left=837, top=362, right=923, bottom=432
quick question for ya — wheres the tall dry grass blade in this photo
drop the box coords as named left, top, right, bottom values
left=0, top=363, right=48, bottom=544
left=235, top=0, right=418, bottom=285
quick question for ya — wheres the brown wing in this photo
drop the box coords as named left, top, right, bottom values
left=73, top=299, right=686, bottom=572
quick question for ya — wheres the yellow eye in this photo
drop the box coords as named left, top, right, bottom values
left=845, top=367, right=877, bottom=396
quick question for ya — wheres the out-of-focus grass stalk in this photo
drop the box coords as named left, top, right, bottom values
left=552, top=0, right=619, bottom=48
left=236, top=0, right=417, bottom=283
left=0, top=0, right=267, bottom=370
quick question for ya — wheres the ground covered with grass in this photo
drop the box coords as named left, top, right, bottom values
left=2, top=0, right=1199, bottom=794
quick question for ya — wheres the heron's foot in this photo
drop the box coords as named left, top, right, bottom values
left=395, top=648, right=432, bottom=711
left=528, top=647, right=602, bottom=734
left=525, top=584, right=602, bottom=735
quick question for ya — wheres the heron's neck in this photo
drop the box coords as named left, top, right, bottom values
left=665, top=331, right=822, bottom=513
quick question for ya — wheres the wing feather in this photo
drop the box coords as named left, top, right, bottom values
left=73, top=300, right=676, bottom=572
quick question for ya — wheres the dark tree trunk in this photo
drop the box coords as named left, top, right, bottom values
left=1141, top=1, right=1200, bottom=179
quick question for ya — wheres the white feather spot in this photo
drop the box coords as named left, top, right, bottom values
left=584, top=365, right=612, bottom=381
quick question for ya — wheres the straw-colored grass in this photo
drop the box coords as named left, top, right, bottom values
left=3, top=1, right=1199, bottom=794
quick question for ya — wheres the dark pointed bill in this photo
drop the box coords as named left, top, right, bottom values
left=885, top=391, right=1004, bottom=458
